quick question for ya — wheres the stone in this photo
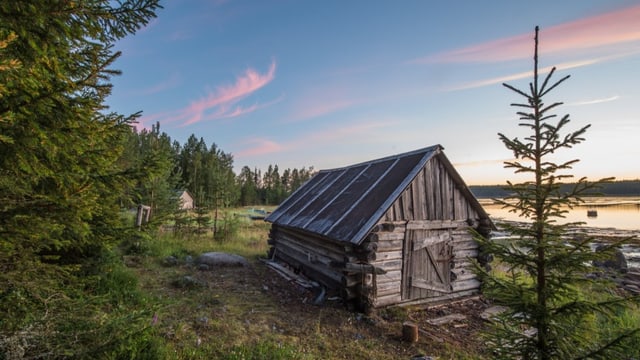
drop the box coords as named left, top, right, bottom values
left=480, top=305, right=508, bottom=321
left=593, top=245, right=628, bottom=273
left=162, top=255, right=179, bottom=267
left=196, top=252, right=249, bottom=268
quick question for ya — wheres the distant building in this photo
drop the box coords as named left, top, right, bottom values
left=266, top=145, right=493, bottom=310
left=177, top=190, right=194, bottom=210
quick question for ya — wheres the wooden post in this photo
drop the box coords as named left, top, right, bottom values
left=136, top=204, right=151, bottom=227
left=402, top=321, right=419, bottom=343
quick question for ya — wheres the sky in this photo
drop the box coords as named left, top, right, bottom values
left=108, top=0, right=640, bottom=185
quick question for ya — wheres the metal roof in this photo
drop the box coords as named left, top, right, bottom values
left=265, top=145, right=483, bottom=244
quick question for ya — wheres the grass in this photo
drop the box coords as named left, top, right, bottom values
left=120, top=209, right=482, bottom=359
left=482, top=258, right=640, bottom=358
left=115, top=208, right=639, bottom=359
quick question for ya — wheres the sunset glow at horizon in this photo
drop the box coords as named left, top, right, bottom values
left=109, top=1, right=640, bottom=185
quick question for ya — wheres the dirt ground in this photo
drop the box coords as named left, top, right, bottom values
left=183, top=259, right=492, bottom=358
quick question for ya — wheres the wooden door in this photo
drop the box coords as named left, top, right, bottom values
left=402, top=228, right=453, bottom=300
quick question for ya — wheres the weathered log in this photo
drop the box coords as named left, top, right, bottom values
left=276, top=227, right=347, bottom=254
left=273, top=247, right=343, bottom=289
left=453, top=248, right=479, bottom=258
left=451, top=268, right=477, bottom=282
left=341, top=274, right=360, bottom=288
left=373, top=238, right=404, bottom=251
left=261, top=259, right=315, bottom=289
left=341, top=286, right=359, bottom=300
left=371, top=250, right=402, bottom=262
left=274, top=230, right=345, bottom=259
left=374, top=282, right=401, bottom=297
left=451, top=239, right=479, bottom=250
left=406, top=219, right=467, bottom=230
left=451, top=278, right=481, bottom=292
left=374, top=289, right=479, bottom=308
left=370, top=223, right=396, bottom=233
left=273, top=235, right=344, bottom=265
left=329, top=261, right=387, bottom=274
left=367, top=232, right=404, bottom=242
left=355, top=241, right=378, bottom=253
left=373, top=293, right=403, bottom=307
left=374, top=270, right=402, bottom=285
left=353, top=251, right=376, bottom=262
left=369, top=259, right=403, bottom=271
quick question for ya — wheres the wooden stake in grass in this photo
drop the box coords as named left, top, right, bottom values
left=402, top=321, right=419, bottom=343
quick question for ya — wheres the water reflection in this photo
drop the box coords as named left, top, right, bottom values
left=480, top=197, right=640, bottom=231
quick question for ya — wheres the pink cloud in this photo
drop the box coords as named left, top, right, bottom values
left=443, top=57, right=604, bottom=91
left=411, top=4, right=640, bottom=64
left=182, top=60, right=276, bottom=124
left=145, top=60, right=277, bottom=126
left=235, top=138, right=285, bottom=157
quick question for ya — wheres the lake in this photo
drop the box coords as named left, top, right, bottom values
left=479, top=197, right=640, bottom=268
left=479, top=197, right=640, bottom=231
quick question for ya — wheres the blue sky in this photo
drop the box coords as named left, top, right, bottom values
left=108, top=0, right=640, bottom=185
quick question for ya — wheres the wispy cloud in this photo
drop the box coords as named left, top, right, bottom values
left=410, top=4, right=640, bottom=64
left=141, top=60, right=277, bottom=127
left=444, top=57, right=604, bottom=92
left=568, top=95, right=620, bottom=106
left=234, top=138, right=285, bottom=157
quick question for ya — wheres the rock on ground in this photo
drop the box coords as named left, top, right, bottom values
left=196, top=252, right=249, bottom=268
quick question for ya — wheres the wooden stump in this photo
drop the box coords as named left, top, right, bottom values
left=402, top=321, right=419, bottom=343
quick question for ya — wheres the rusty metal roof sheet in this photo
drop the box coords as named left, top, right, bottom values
left=266, top=145, right=477, bottom=244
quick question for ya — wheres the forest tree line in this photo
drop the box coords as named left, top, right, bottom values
left=126, top=122, right=315, bottom=221
left=470, top=180, right=640, bottom=198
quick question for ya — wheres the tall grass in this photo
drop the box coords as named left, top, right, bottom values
left=146, top=213, right=271, bottom=260
left=482, top=260, right=640, bottom=358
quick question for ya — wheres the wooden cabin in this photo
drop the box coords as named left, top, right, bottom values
left=265, top=145, right=493, bottom=310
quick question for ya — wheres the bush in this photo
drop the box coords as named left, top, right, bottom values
left=0, top=249, right=167, bottom=359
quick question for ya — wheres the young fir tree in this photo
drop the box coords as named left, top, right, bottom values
left=476, top=27, right=640, bottom=359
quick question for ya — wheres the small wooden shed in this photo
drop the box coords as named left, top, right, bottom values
left=177, top=190, right=194, bottom=210
left=265, top=145, right=493, bottom=310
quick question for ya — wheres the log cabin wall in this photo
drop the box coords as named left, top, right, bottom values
left=381, top=155, right=481, bottom=222
left=362, top=156, right=484, bottom=308
left=268, top=225, right=349, bottom=290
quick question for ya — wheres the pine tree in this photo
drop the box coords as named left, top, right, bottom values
left=0, top=1, right=161, bottom=356
left=476, top=27, right=639, bottom=359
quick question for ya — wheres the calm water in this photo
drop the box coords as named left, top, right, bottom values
left=480, top=197, right=640, bottom=231
left=480, top=197, right=640, bottom=267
